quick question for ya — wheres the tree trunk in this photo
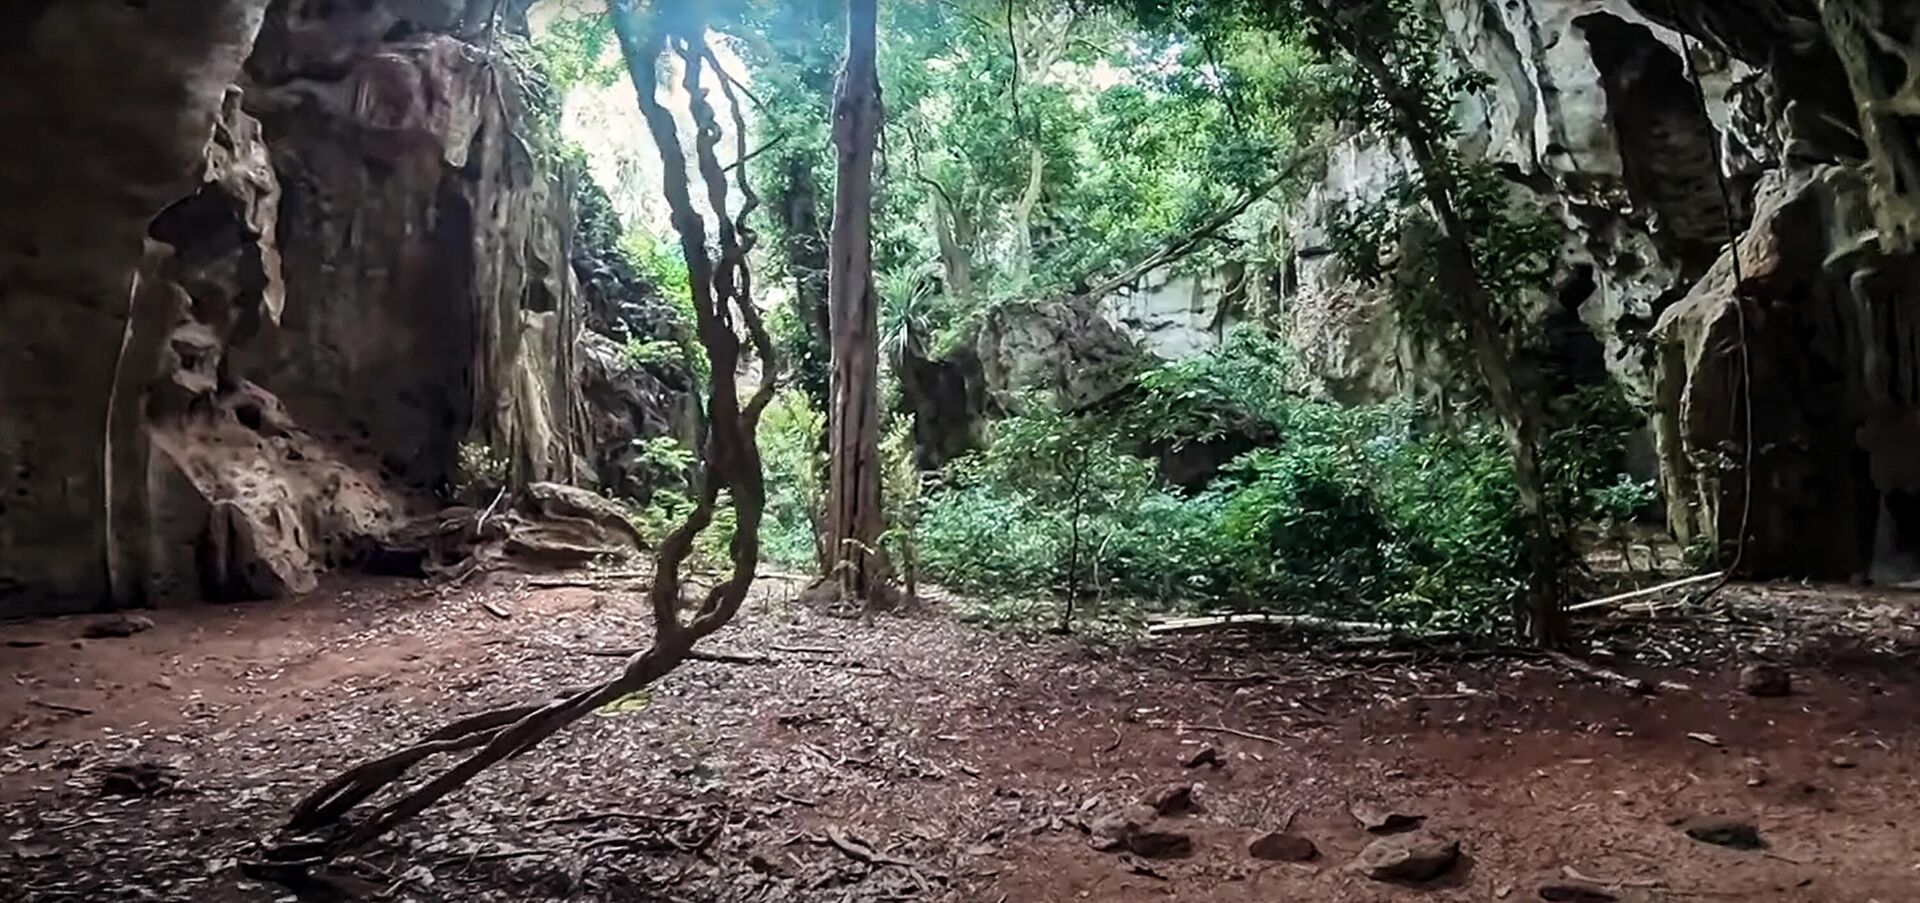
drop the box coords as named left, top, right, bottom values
left=824, top=0, right=887, bottom=603
left=1396, top=119, right=1566, bottom=650
left=931, top=188, right=974, bottom=303
left=777, top=156, right=832, bottom=412
left=1009, top=143, right=1043, bottom=288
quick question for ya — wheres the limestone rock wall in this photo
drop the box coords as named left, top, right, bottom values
left=0, top=0, right=695, bottom=616
left=238, top=5, right=583, bottom=491
left=1637, top=0, right=1920, bottom=582
left=1276, top=0, right=1770, bottom=406
left=0, top=0, right=275, bottom=614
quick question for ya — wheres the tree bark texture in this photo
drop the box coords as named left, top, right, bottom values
left=825, top=0, right=887, bottom=602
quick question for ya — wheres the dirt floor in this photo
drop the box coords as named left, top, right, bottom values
left=4, top=575, right=1920, bottom=902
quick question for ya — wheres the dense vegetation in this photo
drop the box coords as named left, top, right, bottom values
left=527, top=0, right=1656, bottom=637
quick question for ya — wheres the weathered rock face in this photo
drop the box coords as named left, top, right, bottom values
left=0, top=0, right=275, bottom=614
left=901, top=295, right=1149, bottom=468
left=898, top=340, right=990, bottom=472
left=973, top=296, right=1152, bottom=409
left=578, top=331, right=702, bottom=502
left=238, top=7, right=582, bottom=490
left=1097, top=264, right=1256, bottom=362
left=1641, top=0, right=1920, bottom=582
left=0, top=0, right=695, bottom=615
left=571, top=233, right=704, bottom=500
left=114, top=88, right=405, bottom=604
left=1278, top=0, right=1768, bottom=407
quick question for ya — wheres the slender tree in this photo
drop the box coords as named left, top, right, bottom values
left=1294, top=0, right=1566, bottom=645
left=823, top=0, right=888, bottom=603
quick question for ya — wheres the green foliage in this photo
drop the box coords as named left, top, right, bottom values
left=532, top=6, right=623, bottom=96
left=630, top=435, right=694, bottom=479
left=618, top=338, right=680, bottom=371
left=878, top=415, right=924, bottom=578
left=757, top=389, right=827, bottom=569
left=453, top=441, right=510, bottom=498
left=911, top=332, right=1647, bottom=635
left=919, top=395, right=1157, bottom=611
left=1324, top=156, right=1564, bottom=365
left=619, top=231, right=693, bottom=317
left=615, top=229, right=709, bottom=385
left=1118, top=328, right=1299, bottom=445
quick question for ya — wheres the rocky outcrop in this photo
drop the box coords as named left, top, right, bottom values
left=973, top=296, right=1152, bottom=408
left=112, top=89, right=405, bottom=603
left=898, top=294, right=1149, bottom=469
left=238, top=8, right=584, bottom=490
left=898, top=339, right=990, bottom=471
left=1277, top=0, right=1770, bottom=407
left=1643, top=0, right=1920, bottom=582
left=578, top=331, right=702, bottom=501
left=1097, top=263, right=1255, bottom=362
left=0, top=0, right=695, bottom=615
left=0, top=0, right=275, bottom=614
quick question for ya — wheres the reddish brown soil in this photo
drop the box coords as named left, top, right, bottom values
left=4, top=577, right=1920, bottom=901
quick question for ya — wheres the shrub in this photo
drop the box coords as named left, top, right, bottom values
left=757, top=389, right=826, bottom=569
left=910, top=331, right=1644, bottom=636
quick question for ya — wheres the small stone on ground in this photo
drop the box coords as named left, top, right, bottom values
left=1183, top=744, right=1224, bottom=769
left=1126, top=829, right=1194, bottom=859
left=1536, top=878, right=1618, bottom=901
left=1247, top=830, right=1317, bottom=862
left=1352, top=830, right=1459, bottom=882
left=1681, top=816, right=1764, bottom=850
left=80, top=615, right=154, bottom=639
left=1147, top=782, right=1199, bottom=816
left=1350, top=799, right=1424, bottom=833
left=1088, top=804, right=1157, bottom=852
left=1740, top=663, right=1791, bottom=697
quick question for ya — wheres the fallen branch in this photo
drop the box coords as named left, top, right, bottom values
left=822, top=827, right=920, bottom=869
left=584, top=645, right=886, bottom=676
left=689, top=649, right=780, bottom=666
left=1547, top=651, right=1692, bottom=694
left=1148, top=613, right=1392, bottom=637
left=769, top=644, right=843, bottom=656
left=473, top=487, right=508, bottom=536
left=523, top=576, right=646, bottom=589
left=29, top=699, right=93, bottom=717
left=1191, top=672, right=1277, bottom=684
left=532, top=809, right=699, bottom=830
left=1567, top=572, right=1725, bottom=612
left=525, top=567, right=810, bottom=589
